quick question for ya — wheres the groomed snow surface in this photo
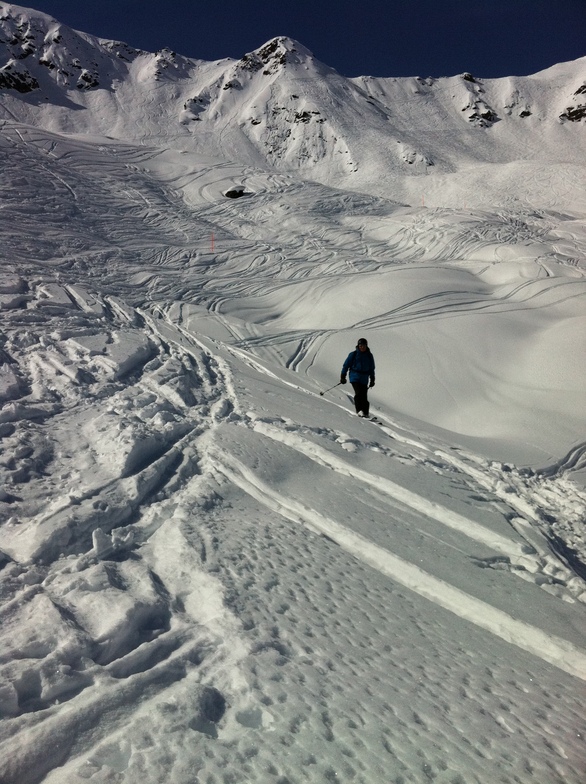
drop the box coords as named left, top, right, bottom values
left=1, top=31, right=586, bottom=778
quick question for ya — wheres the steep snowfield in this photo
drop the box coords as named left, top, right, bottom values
left=1, top=5, right=586, bottom=784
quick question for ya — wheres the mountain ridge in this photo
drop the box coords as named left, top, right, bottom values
left=1, top=3, right=585, bottom=206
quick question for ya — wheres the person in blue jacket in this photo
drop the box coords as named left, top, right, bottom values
left=341, top=337, right=375, bottom=417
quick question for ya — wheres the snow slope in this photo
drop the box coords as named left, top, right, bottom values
left=1, top=5, right=586, bottom=784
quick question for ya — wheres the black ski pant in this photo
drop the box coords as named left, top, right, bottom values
left=351, top=381, right=369, bottom=416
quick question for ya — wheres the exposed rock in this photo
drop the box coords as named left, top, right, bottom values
left=0, top=60, right=38, bottom=92
left=102, top=40, right=143, bottom=62
left=225, top=186, right=246, bottom=199
left=560, top=104, right=586, bottom=122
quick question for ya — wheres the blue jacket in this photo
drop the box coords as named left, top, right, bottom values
left=342, top=348, right=375, bottom=385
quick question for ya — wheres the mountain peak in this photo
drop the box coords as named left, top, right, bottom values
left=257, top=36, right=312, bottom=59
left=236, top=37, right=320, bottom=76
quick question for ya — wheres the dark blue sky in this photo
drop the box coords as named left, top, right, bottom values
left=28, top=0, right=585, bottom=78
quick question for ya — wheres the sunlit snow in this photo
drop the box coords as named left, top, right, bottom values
left=1, top=4, right=586, bottom=783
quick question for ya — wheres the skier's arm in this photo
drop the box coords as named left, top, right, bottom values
left=341, top=352, right=353, bottom=378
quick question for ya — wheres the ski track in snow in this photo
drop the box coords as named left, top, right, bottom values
left=1, top=120, right=586, bottom=783
left=208, top=434, right=586, bottom=681
left=1, top=282, right=586, bottom=782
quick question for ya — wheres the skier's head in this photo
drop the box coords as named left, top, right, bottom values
left=357, top=337, right=368, bottom=350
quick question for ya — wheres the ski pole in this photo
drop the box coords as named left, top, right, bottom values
left=319, top=382, right=342, bottom=396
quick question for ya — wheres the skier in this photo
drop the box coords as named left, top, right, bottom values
left=340, top=337, right=375, bottom=418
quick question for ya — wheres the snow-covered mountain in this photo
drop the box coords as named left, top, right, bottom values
left=1, top=5, right=586, bottom=784
left=1, top=2, right=585, bottom=203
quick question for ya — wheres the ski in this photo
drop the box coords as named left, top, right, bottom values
left=353, top=412, right=382, bottom=424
